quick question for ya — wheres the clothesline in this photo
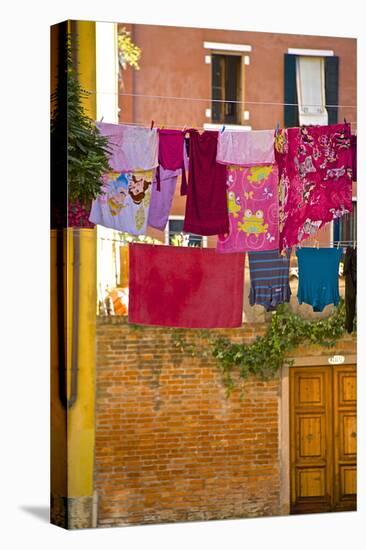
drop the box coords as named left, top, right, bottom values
left=89, top=89, right=357, bottom=109
left=96, top=235, right=357, bottom=248
left=110, top=120, right=357, bottom=130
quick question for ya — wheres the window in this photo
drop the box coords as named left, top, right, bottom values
left=296, top=56, right=328, bottom=125
left=212, top=54, right=242, bottom=124
left=333, top=201, right=357, bottom=245
left=165, top=217, right=207, bottom=247
left=284, top=52, right=339, bottom=127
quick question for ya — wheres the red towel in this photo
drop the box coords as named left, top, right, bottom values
left=128, top=243, right=245, bottom=328
left=183, top=130, right=229, bottom=236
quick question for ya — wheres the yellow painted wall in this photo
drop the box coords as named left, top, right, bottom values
left=51, top=20, right=98, bottom=503
left=75, top=20, right=96, bottom=118
left=67, top=21, right=97, bottom=498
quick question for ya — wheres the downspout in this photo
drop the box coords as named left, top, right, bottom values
left=68, top=229, right=80, bottom=408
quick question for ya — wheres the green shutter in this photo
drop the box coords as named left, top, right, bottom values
left=284, top=53, right=299, bottom=128
left=325, top=56, right=339, bottom=124
left=212, top=54, right=222, bottom=123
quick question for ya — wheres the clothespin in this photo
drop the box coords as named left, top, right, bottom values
left=100, top=115, right=104, bottom=123
left=275, top=122, right=280, bottom=135
left=344, top=117, right=347, bottom=125
left=221, top=125, right=225, bottom=134
left=337, top=241, right=340, bottom=249
left=353, top=240, right=356, bottom=250
left=150, top=120, right=154, bottom=130
left=316, top=241, right=319, bottom=250
left=182, top=124, right=186, bottom=133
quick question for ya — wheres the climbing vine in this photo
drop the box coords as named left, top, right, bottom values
left=170, top=300, right=352, bottom=396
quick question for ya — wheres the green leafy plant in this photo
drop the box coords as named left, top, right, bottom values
left=170, top=300, right=352, bottom=396
left=51, top=33, right=111, bottom=205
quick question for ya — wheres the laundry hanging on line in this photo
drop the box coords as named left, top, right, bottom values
left=248, top=249, right=291, bottom=311
left=147, top=167, right=179, bottom=232
left=128, top=243, right=245, bottom=328
left=296, top=247, right=342, bottom=312
left=275, top=123, right=353, bottom=252
left=156, top=128, right=188, bottom=194
left=90, top=121, right=356, bottom=243
left=96, top=121, right=158, bottom=171
left=216, top=128, right=275, bottom=166
left=89, top=169, right=153, bottom=235
left=183, top=129, right=229, bottom=236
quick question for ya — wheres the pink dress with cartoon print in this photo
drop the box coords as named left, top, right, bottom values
left=275, top=123, right=353, bottom=251
left=216, top=164, right=279, bottom=253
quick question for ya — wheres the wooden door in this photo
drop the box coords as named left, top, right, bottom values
left=290, top=365, right=356, bottom=514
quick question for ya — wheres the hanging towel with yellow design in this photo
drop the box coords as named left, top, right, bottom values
left=217, top=164, right=279, bottom=253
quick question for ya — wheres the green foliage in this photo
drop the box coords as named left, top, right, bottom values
left=170, top=300, right=350, bottom=396
left=118, top=27, right=142, bottom=70
left=213, top=300, right=348, bottom=393
left=51, top=33, right=111, bottom=204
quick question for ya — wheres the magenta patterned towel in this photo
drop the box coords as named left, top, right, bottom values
left=275, top=123, right=353, bottom=251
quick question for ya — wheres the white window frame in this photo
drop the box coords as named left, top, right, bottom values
left=288, top=48, right=334, bottom=56
left=165, top=215, right=208, bottom=247
left=288, top=48, right=335, bottom=126
left=204, top=41, right=252, bottom=52
left=206, top=44, right=251, bottom=129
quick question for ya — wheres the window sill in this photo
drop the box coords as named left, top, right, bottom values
left=203, top=123, right=252, bottom=131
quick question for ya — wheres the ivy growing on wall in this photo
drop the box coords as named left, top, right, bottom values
left=171, top=300, right=351, bottom=396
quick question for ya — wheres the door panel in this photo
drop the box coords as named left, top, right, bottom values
left=290, top=367, right=332, bottom=513
left=333, top=366, right=357, bottom=511
left=290, top=364, right=357, bottom=514
left=297, top=415, right=325, bottom=459
left=296, top=467, right=326, bottom=498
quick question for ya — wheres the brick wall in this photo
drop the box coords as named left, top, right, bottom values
left=94, top=317, right=356, bottom=527
left=95, top=319, right=282, bottom=526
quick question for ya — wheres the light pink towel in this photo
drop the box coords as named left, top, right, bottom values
left=217, top=164, right=279, bottom=253
left=216, top=129, right=275, bottom=166
left=96, top=121, right=158, bottom=171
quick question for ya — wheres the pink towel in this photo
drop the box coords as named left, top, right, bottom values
left=96, top=121, right=158, bottom=171
left=275, top=123, right=353, bottom=250
left=216, top=129, right=275, bottom=166
left=217, top=164, right=279, bottom=253
left=128, top=243, right=245, bottom=328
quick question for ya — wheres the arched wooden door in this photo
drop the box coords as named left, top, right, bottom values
left=290, top=364, right=356, bottom=514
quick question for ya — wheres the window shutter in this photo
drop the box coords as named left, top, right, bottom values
left=284, top=53, right=299, bottom=127
left=212, top=54, right=222, bottom=123
left=325, top=56, right=339, bottom=124
left=225, top=55, right=239, bottom=123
